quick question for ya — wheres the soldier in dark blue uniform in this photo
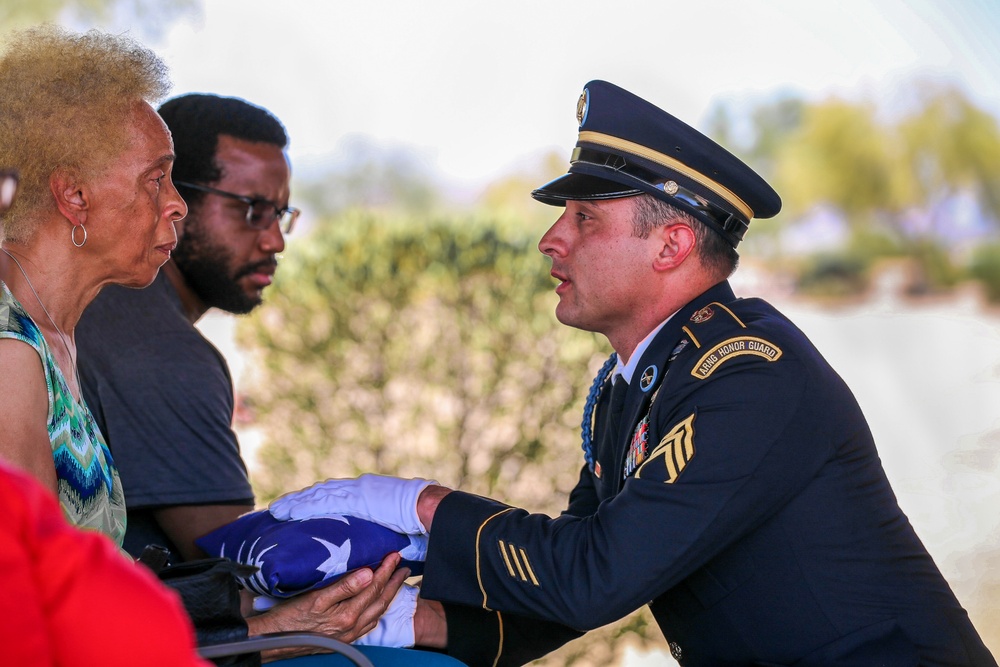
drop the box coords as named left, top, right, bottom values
left=273, top=81, right=996, bottom=666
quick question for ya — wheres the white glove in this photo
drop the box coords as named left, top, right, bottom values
left=400, top=534, right=428, bottom=563
left=252, top=595, right=280, bottom=613
left=269, top=474, right=436, bottom=535
left=352, top=584, right=418, bottom=648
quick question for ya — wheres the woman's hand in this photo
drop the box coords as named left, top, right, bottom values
left=246, top=552, right=408, bottom=662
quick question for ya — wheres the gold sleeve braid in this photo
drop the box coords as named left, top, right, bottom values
left=475, top=507, right=517, bottom=609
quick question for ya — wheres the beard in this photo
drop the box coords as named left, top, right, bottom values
left=171, top=219, right=276, bottom=315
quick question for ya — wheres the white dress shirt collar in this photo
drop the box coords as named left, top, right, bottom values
left=614, top=312, right=677, bottom=385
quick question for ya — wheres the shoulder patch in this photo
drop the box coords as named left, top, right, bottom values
left=690, top=336, right=782, bottom=379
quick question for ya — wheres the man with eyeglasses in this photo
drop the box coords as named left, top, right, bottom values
left=77, top=94, right=407, bottom=657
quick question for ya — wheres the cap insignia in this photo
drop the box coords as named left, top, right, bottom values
left=576, top=88, right=590, bottom=126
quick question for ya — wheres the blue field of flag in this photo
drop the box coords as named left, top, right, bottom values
left=197, top=510, right=426, bottom=598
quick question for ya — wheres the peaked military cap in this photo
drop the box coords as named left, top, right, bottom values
left=531, top=80, right=781, bottom=248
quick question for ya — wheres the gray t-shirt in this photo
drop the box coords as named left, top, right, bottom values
left=78, top=272, right=253, bottom=558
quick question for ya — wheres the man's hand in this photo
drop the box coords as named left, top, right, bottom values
left=247, top=552, right=408, bottom=662
left=415, top=484, right=451, bottom=532
left=413, top=597, right=448, bottom=649
left=269, top=474, right=437, bottom=534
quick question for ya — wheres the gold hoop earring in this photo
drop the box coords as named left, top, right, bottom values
left=71, top=224, right=87, bottom=248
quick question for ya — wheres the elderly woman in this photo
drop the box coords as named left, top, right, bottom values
left=0, top=27, right=187, bottom=546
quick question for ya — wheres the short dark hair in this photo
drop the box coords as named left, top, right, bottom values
left=631, top=194, right=739, bottom=279
left=157, top=93, right=288, bottom=202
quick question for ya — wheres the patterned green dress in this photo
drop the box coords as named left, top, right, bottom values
left=0, top=281, right=126, bottom=545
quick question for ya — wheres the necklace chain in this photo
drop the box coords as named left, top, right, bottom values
left=1, top=247, right=78, bottom=380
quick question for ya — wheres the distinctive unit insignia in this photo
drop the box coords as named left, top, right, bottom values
left=691, top=336, right=783, bottom=380
left=690, top=306, right=715, bottom=323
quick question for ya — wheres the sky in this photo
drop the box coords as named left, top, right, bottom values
left=104, top=0, right=1000, bottom=198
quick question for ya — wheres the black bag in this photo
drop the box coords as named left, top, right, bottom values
left=140, top=546, right=260, bottom=667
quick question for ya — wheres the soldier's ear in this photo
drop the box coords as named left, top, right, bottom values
left=652, top=223, right=696, bottom=271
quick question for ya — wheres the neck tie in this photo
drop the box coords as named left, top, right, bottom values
left=606, top=376, right=629, bottom=446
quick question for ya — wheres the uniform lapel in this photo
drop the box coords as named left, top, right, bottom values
left=616, top=281, right=738, bottom=457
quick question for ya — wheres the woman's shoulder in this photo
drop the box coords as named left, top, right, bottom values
left=0, top=280, right=44, bottom=348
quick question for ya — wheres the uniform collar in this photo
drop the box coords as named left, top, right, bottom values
left=615, top=316, right=673, bottom=385
left=614, top=280, right=737, bottom=384
left=629, top=281, right=737, bottom=380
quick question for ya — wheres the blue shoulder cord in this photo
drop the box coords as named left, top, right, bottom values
left=580, top=353, right=618, bottom=473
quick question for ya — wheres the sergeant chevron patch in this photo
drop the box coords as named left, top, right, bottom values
left=691, top=336, right=782, bottom=379
left=636, top=414, right=695, bottom=483
left=498, top=539, right=540, bottom=586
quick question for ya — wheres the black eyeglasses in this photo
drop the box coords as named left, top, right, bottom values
left=174, top=181, right=300, bottom=234
left=1, top=169, right=18, bottom=214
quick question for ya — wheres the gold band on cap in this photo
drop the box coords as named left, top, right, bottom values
left=577, top=130, right=754, bottom=220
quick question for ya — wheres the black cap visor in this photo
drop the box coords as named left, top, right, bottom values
left=531, top=172, right=641, bottom=206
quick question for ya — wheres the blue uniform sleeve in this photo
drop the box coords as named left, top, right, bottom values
left=563, top=464, right=599, bottom=518
left=442, top=603, right=583, bottom=667
left=421, top=345, right=838, bottom=631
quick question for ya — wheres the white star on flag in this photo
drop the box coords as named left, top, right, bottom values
left=314, top=537, right=352, bottom=578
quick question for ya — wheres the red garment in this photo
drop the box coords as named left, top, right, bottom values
left=0, top=462, right=211, bottom=667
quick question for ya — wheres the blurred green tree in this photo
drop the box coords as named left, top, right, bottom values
left=774, top=98, right=909, bottom=225
left=710, top=84, right=1000, bottom=298
left=969, top=241, right=1000, bottom=302
left=707, top=93, right=806, bottom=181
left=899, top=83, right=1000, bottom=232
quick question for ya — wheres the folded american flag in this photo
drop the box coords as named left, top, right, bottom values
left=195, top=510, right=426, bottom=598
